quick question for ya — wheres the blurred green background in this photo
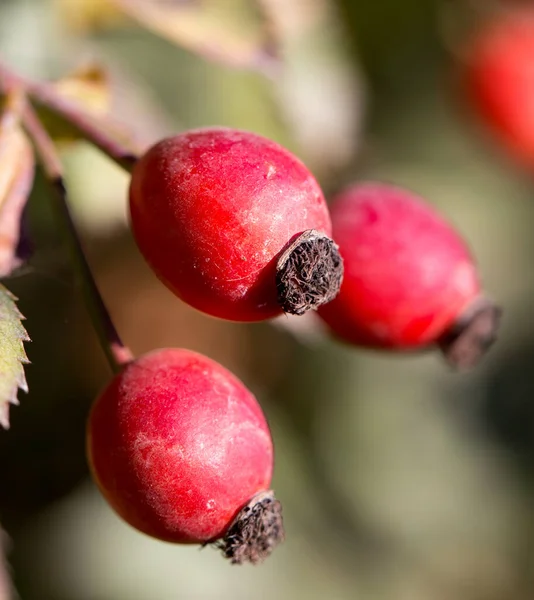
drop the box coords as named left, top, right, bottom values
left=2, top=0, right=534, bottom=598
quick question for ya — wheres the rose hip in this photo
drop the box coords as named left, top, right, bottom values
left=462, top=7, right=534, bottom=167
left=87, top=348, right=284, bottom=564
left=129, top=128, right=343, bottom=322
left=317, top=182, right=501, bottom=368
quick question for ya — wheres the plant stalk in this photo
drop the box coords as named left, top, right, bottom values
left=0, top=60, right=140, bottom=172
left=21, top=98, right=133, bottom=373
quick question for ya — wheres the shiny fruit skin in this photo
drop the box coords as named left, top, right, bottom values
left=129, top=128, right=332, bottom=322
left=463, top=8, right=534, bottom=165
left=87, top=348, right=273, bottom=544
left=317, top=183, right=480, bottom=349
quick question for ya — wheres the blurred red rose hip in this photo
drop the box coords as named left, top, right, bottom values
left=462, top=7, right=534, bottom=166
left=317, top=183, right=501, bottom=368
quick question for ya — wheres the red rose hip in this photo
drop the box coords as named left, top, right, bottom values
left=86, top=348, right=284, bottom=564
left=461, top=7, right=534, bottom=166
left=129, top=128, right=343, bottom=322
left=317, top=183, right=501, bottom=369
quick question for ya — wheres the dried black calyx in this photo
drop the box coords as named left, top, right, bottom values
left=276, top=229, right=343, bottom=316
left=438, top=296, right=502, bottom=370
left=217, top=490, right=284, bottom=565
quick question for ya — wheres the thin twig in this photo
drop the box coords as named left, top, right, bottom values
left=21, top=98, right=133, bottom=373
left=0, top=527, right=13, bottom=600
left=0, top=60, right=140, bottom=172
left=0, top=560, right=11, bottom=600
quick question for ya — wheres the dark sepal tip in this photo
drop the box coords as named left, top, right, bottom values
left=275, top=229, right=343, bottom=316
left=215, top=490, right=285, bottom=565
left=439, top=296, right=502, bottom=370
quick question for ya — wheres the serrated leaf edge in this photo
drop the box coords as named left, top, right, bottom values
left=0, top=285, right=30, bottom=429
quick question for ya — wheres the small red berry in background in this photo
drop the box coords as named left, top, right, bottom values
left=461, top=6, right=534, bottom=167
left=317, top=183, right=501, bottom=369
left=129, top=127, right=343, bottom=322
left=86, top=348, right=283, bottom=564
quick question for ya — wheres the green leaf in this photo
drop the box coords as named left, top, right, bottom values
left=0, top=284, right=29, bottom=429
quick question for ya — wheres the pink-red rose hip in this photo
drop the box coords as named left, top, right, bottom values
left=129, top=128, right=342, bottom=322
left=317, top=183, right=501, bottom=368
left=86, top=348, right=283, bottom=563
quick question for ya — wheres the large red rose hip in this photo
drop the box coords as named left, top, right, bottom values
left=317, top=183, right=501, bottom=369
left=87, top=348, right=283, bottom=564
left=129, top=128, right=342, bottom=322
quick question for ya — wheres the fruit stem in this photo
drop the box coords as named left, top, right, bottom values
left=21, top=98, right=133, bottom=373
left=0, top=59, right=140, bottom=172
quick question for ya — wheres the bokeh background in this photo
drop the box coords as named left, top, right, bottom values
left=2, top=0, right=534, bottom=598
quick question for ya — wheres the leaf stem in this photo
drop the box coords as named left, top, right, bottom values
left=21, top=99, right=133, bottom=373
left=0, top=60, right=140, bottom=172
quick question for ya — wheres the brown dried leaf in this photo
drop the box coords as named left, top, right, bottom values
left=0, top=94, right=35, bottom=278
left=0, top=284, right=29, bottom=429
left=110, top=0, right=280, bottom=75
left=54, top=64, right=110, bottom=115
left=36, top=63, right=112, bottom=143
